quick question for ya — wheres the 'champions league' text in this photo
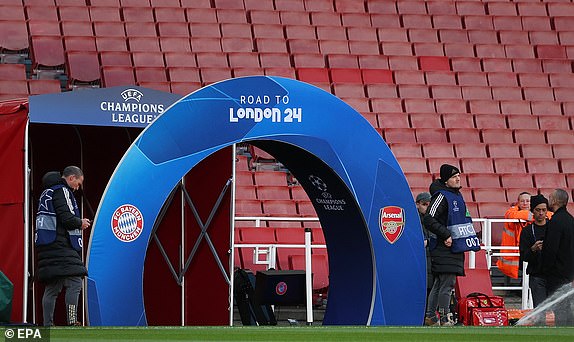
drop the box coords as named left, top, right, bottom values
left=101, top=102, right=165, bottom=125
left=229, top=95, right=302, bottom=123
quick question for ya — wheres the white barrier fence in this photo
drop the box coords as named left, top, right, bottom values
left=234, top=216, right=533, bottom=313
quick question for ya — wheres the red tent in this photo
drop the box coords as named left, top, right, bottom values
left=0, top=99, right=28, bottom=323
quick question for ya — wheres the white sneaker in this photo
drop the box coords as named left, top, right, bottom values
left=440, top=313, right=455, bottom=326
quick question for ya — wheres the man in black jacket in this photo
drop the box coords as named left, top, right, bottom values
left=519, top=194, right=550, bottom=308
left=423, top=164, right=467, bottom=326
left=36, top=166, right=91, bottom=326
left=542, top=189, right=574, bottom=326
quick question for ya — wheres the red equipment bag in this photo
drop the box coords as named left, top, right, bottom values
left=459, top=292, right=509, bottom=326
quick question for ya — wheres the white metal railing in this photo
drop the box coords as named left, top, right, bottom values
left=233, top=216, right=533, bottom=314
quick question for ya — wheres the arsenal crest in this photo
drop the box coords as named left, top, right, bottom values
left=379, top=206, right=405, bottom=244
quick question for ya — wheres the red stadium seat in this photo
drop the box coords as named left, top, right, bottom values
left=134, top=67, right=168, bottom=83
left=473, top=188, right=507, bottom=203
left=154, top=7, right=186, bottom=23
left=159, top=37, right=191, bottom=53
left=262, top=200, right=299, bottom=217
left=389, top=142, right=423, bottom=158
left=0, top=80, right=27, bottom=100
left=128, top=37, right=160, bottom=52
left=534, top=173, right=567, bottom=189
left=553, top=145, right=574, bottom=159
left=101, top=66, right=136, bottom=87
left=396, top=157, right=428, bottom=173
left=425, top=71, right=457, bottom=85
left=526, top=158, right=560, bottom=174
left=256, top=185, right=291, bottom=201
left=235, top=185, right=257, bottom=201
left=415, top=128, right=448, bottom=143
left=469, top=100, right=500, bottom=115
left=466, top=174, right=500, bottom=188
left=487, top=143, right=521, bottom=158
left=297, top=201, right=317, bottom=217
left=404, top=172, right=433, bottom=188
left=441, top=113, right=474, bottom=129
left=196, top=52, right=228, bottom=68
left=238, top=227, right=276, bottom=272
left=546, top=130, right=574, bottom=145
left=132, top=51, right=164, bottom=67
left=514, top=129, right=546, bottom=144
left=28, top=79, right=60, bottom=95
left=474, top=114, right=506, bottom=129
left=93, top=21, right=126, bottom=38
left=500, top=100, right=531, bottom=116
left=384, top=127, right=416, bottom=143
left=500, top=173, right=534, bottom=189
left=190, top=37, right=222, bottom=52
left=454, top=143, right=487, bottom=158
left=477, top=202, right=505, bottom=218
left=25, top=5, right=59, bottom=21
left=0, top=5, right=25, bottom=21
left=164, top=52, right=197, bottom=68
left=124, top=22, right=157, bottom=38
left=460, top=158, right=494, bottom=174
left=122, top=6, right=154, bottom=22
left=421, top=142, right=454, bottom=158
left=494, top=158, right=526, bottom=174
left=481, top=129, right=514, bottom=144
left=275, top=228, right=306, bottom=270
left=410, top=113, right=442, bottom=129
left=507, top=115, right=538, bottom=130
left=64, top=36, right=97, bottom=52
left=521, top=144, right=553, bottom=159
left=0, top=20, right=29, bottom=52
left=0, top=63, right=26, bottom=80
left=30, top=36, right=65, bottom=69
left=448, top=128, right=481, bottom=143
left=65, top=51, right=100, bottom=85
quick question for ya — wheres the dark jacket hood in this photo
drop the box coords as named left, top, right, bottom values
left=42, top=171, right=62, bottom=190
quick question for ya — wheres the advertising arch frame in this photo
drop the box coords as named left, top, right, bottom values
left=86, top=76, right=426, bottom=326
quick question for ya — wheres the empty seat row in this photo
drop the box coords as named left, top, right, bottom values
left=399, top=156, right=574, bottom=176
left=392, top=142, right=574, bottom=161
left=377, top=112, right=573, bottom=131
left=235, top=199, right=317, bottom=217
left=0, top=79, right=61, bottom=101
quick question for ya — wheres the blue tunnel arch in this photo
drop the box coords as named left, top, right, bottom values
left=86, top=76, right=426, bottom=326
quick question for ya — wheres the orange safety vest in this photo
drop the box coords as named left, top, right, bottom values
left=496, top=205, right=552, bottom=279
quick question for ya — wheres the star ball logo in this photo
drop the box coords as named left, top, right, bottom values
left=379, top=206, right=405, bottom=244
left=111, top=204, right=144, bottom=242
left=308, top=175, right=328, bottom=192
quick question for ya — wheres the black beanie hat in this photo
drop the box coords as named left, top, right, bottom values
left=440, top=164, right=460, bottom=183
left=530, top=194, right=548, bottom=212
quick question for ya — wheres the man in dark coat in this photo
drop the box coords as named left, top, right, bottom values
left=36, top=166, right=91, bottom=326
left=416, top=192, right=434, bottom=297
left=542, top=189, right=574, bottom=326
left=423, top=164, right=467, bottom=326
left=519, top=194, right=550, bottom=308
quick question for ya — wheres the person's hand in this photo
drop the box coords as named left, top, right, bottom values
left=531, top=240, right=543, bottom=252
left=81, top=218, right=91, bottom=230
left=444, top=236, right=452, bottom=247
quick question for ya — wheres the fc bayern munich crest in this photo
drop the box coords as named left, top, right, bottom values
left=379, top=206, right=405, bottom=244
left=275, top=281, right=288, bottom=296
left=111, top=204, right=144, bottom=242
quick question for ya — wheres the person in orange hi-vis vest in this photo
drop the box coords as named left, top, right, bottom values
left=497, top=192, right=552, bottom=279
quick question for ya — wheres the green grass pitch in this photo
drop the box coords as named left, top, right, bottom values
left=42, top=326, right=574, bottom=342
